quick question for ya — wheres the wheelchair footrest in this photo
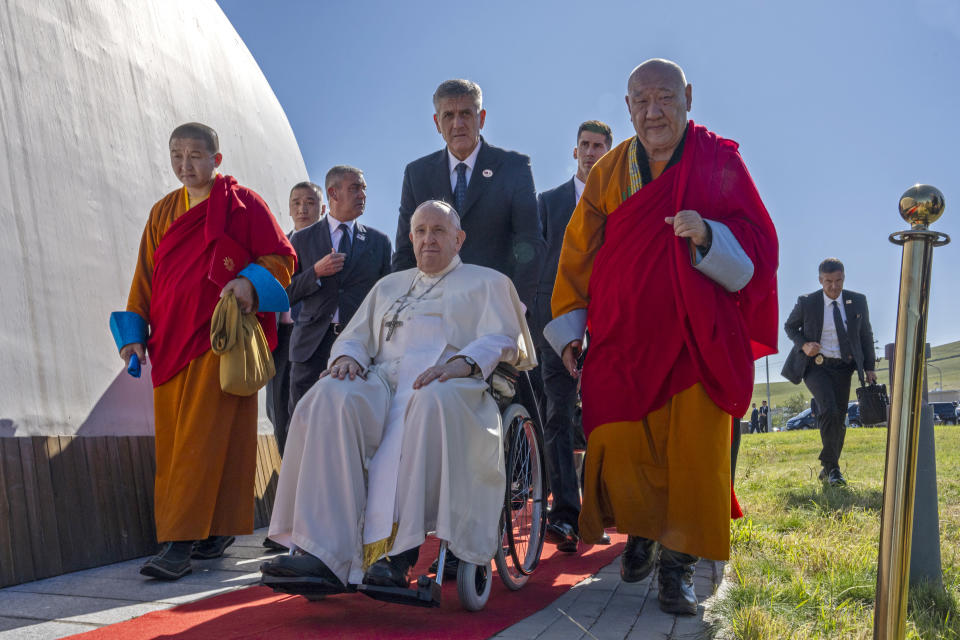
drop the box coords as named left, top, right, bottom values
left=260, top=574, right=354, bottom=601
left=357, top=575, right=442, bottom=607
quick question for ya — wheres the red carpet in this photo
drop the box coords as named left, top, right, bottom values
left=72, top=533, right=625, bottom=639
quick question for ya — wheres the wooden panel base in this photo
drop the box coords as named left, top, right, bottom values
left=0, top=434, right=281, bottom=588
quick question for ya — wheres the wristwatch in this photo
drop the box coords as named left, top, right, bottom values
left=459, top=355, right=481, bottom=377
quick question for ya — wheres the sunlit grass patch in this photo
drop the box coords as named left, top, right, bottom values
left=711, top=427, right=960, bottom=638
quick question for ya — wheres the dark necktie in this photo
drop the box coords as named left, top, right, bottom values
left=337, top=223, right=351, bottom=256
left=454, top=162, right=468, bottom=214
left=832, top=300, right=852, bottom=360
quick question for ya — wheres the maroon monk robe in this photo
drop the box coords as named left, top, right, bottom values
left=581, top=123, right=779, bottom=437
left=149, top=174, right=295, bottom=387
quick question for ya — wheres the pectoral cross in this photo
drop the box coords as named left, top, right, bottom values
left=382, top=269, right=451, bottom=342
left=384, top=315, right=403, bottom=341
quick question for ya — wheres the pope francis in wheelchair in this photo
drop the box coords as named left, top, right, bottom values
left=261, top=200, right=546, bottom=610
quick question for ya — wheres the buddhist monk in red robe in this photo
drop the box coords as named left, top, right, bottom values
left=544, top=60, right=779, bottom=615
left=113, top=123, right=295, bottom=580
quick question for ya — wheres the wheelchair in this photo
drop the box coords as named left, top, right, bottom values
left=261, top=363, right=548, bottom=611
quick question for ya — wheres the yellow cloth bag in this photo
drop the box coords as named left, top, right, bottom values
left=210, top=291, right=275, bottom=396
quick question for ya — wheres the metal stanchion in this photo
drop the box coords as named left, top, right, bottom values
left=884, top=342, right=943, bottom=591
left=873, top=185, right=949, bottom=639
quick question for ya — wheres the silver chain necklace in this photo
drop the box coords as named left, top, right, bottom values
left=383, top=270, right=452, bottom=341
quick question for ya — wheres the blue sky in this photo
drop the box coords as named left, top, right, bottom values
left=217, top=0, right=960, bottom=381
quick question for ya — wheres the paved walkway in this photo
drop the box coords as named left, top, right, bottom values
left=0, top=531, right=722, bottom=639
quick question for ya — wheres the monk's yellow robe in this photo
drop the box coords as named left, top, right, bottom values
left=126, top=177, right=294, bottom=542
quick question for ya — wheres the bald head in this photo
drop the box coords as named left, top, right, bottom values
left=625, top=58, right=692, bottom=161
left=627, top=59, right=687, bottom=93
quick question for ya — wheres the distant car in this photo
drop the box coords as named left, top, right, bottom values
left=930, top=402, right=958, bottom=425
left=846, top=401, right=861, bottom=428
left=785, top=408, right=816, bottom=431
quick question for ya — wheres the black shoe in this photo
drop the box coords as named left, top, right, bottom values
left=428, top=553, right=460, bottom=579
left=262, top=536, right=288, bottom=552
left=620, top=536, right=658, bottom=583
left=140, top=541, right=193, bottom=580
left=828, top=467, right=847, bottom=486
left=597, top=532, right=612, bottom=545
left=260, top=552, right=342, bottom=585
left=657, top=548, right=698, bottom=615
left=363, top=556, right=411, bottom=588
left=545, top=521, right=579, bottom=553
left=191, top=535, right=235, bottom=559
left=818, top=467, right=829, bottom=482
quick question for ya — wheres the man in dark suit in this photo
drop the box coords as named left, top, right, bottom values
left=758, top=401, right=769, bottom=433
left=749, top=403, right=759, bottom=433
left=287, top=166, right=391, bottom=417
left=535, top=121, right=612, bottom=553
left=266, top=181, right=325, bottom=456
left=782, top=258, right=876, bottom=485
left=264, top=181, right=326, bottom=550
left=392, top=78, right=543, bottom=310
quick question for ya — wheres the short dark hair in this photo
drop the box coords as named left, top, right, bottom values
left=325, top=165, right=363, bottom=191
left=169, top=122, right=219, bottom=154
left=818, top=258, right=845, bottom=274
left=578, top=120, right=613, bottom=148
left=290, top=181, right=322, bottom=200
left=433, top=79, right=482, bottom=112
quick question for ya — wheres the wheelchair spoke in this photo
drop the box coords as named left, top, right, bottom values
left=499, top=401, right=547, bottom=586
left=507, top=415, right=541, bottom=570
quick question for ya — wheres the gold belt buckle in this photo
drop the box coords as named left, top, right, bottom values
left=814, top=354, right=824, bottom=365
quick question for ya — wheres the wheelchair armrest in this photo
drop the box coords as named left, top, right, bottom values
left=487, top=362, right=519, bottom=406
left=492, top=362, right=519, bottom=378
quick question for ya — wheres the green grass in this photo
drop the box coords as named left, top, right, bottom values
left=748, top=340, right=960, bottom=418
left=710, top=426, right=960, bottom=639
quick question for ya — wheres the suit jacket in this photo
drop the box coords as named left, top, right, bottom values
left=273, top=229, right=296, bottom=335
left=532, top=177, right=577, bottom=348
left=392, top=137, right=544, bottom=309
left=287, top=217, right=391, bottom=363
left=781, top=289, right=875, bottom=384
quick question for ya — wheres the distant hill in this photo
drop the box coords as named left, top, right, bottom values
left=747, top=340, right=960, bottom=417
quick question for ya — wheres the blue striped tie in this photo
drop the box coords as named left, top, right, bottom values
left=454, top=162, right=468, bottom=214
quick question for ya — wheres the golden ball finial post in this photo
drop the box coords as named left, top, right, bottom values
left=898, top=184, right=945, bottom=229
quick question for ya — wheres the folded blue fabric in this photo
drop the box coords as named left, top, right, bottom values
left=239, top=263, right=291, bottom=312
left=109, top=311, right=147, bottom=378
left=126, top=354, right=141, bottom=378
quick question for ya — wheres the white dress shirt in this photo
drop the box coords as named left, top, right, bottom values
left=574, top=175, right=586, bottom=203
left=447, top=141, right=482, bottom=191
left=819, top=291, right=848, bottom=358
left=321, top=215, right=356, bottom=323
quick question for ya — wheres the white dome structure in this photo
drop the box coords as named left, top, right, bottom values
left=0, top=0, right=307, bottom=436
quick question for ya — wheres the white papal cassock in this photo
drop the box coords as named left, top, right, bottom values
left=268, top=256, right=535, bottom=586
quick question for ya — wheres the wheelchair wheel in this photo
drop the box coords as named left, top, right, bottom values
left=457, top=560, right=492, bottom=611
left=495, top=403, right=547, bottom=590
